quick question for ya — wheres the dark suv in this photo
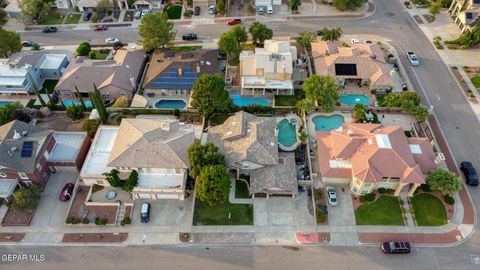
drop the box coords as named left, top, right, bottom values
left=182, top=33, right=198, bottom=41
left=42, top=27, right=57, bottom=33
left=381, top=241, right=411, bottom=254
left=83, top=11, right=92, bottom=21
left=461, top=161, right=479, bottom=186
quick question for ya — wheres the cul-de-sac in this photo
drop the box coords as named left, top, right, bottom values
left=0, top=0, right=480, bottom=268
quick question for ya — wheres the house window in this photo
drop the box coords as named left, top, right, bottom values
left=242, top=163, right=249, bottom=169
left=355, top=178, right=362, bottom=185
left=352, top=186, right=359, bottom=193
left=360, top=189, right=369, bottom=195
left=43, top=151, right=50, bottom=160
left=18, top=172, right=29, bottom=179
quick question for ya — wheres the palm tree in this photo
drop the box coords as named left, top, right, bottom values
left=296, top=99, right=316, bottom=125
left=352, top=104, right=366, bottom=123
left=322, top=27, right=343, bottom=42
left=299, top=131, right=308, bottom=145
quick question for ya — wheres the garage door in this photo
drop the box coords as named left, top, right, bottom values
left=136, top=192, right=153, bottom=199
left=155, top=193, right=179, bottom=200
left=323, top=177, right=350, bottom=185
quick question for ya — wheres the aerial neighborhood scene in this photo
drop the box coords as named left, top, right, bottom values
left=1, top=0, right=480, bottom=268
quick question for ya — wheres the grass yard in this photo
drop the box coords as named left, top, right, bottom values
left=167, top=5, right=183, bottom=19
left=40, top=80, right=59, bottom=94
left=274, top=89, right=305, bottom=107
left=235, top=179, right=250, bottom=199
left=411, top=193, right=447, bottom=226
left=170, top=46, right=202, bottom=52
left=40, top=13, right=64, bottom=25
left=65, top=14, right=81, bottom=24
left=471, top=76, right=480, bottom=88
left=355, top=195, right=404, bottom=225
left=193, top=199, right=253, bottom=225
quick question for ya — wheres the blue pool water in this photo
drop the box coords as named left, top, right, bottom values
left=312, top=115, right=344, bottom=131
left=277, top=119, right=297, bottom=148
left=339, top=94, right=371, bottom=105
left=63, top=99, right=93, bottom=108
left=230, top=94, right=270, bottom=107
left=154, top=99, right=187, bottom=109
left=0, top=101, right=13, bottom=107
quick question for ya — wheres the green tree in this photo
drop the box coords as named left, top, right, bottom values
left=426, top=168, right=461, bottom=197
left=76, top=42, right=91, bottom=56
left=248, top=22, right=273, bottom=46
left=0, top=29, right=21, bottom=58
left=124, top=170, right=138, bottom=192
left=413, top=105, right=429, bottom=122
left=445, top=25, right=480, bottom=49
left=97, top=0, right=113, bottom=14
left=0, top=102, right=23, bottom=126
left=288, top=0, right=301, bottom=10
left=18, top=0, right=51, bottom=24
left=400, top=91, right=420, bottom=106
left=138, top=12, right=175, bottom=52
left=383, top=93, right=402, bottom=107
left=74, top=85, right=86, bottom=110
left=231, top=25, right=248, bottom=48
left=89, top=83, right=108, bottom=124
left=190, top=74, right=231, bottom=122
left=218, top=30, right=240, bottom=64
left=303, top=74, right=322, bottom=106
left=88, top=50, right=97, bottom=59
left=333, top=0, right=365, bottom=11
left=103, top=169, right=122, bottom=187
left=303, top=75, right=340, bottom=112
left=82, top=119, right=101, bottom=138
left=112, top=96, right=129, bottom=107
left=429, top=2, right=441, bottom=16
left=31, top=43, right=41, bottom=51
left=0, top=7, right=7, bottom=23
left=8, top=185, right=41, bottom=212
left=66, top=104, right=84, bottom=120
left=187, top=141, right=226, bottom=178
left=299, top=131, right=308, bottom=144
left=217, top=0, right=226, bottom=14
left=321, top=27, right=343, bottom=42
left=352, top=104, right=366, bottom=122
left=195, top=165, right=230, bottom=206
left=296, top=99, right=316, bottom=124
left=296, top=31, right=317, bottom=49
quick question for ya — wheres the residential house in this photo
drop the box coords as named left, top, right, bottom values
left=315, top=123, right=438, bottom=197
left=193, top=0, right=215, bottom=9
left=208, top=111, right=298, bottom=198
left=4, top=0, right=21, bottom=18
left=0, top=51, right=69, bottom=95
left=449, top=0, right=480, bottom=32
left=255, top=0, right=281, bottom=7
left=54, top=0, right=72, bottom=9
left=54, top=49, right=147, bottom=102
left=130, top=0, right=162, bottom=9
left=311, top=41, right=394, bottom=92
left=69, top=0, right=135, bottom=11
left=239, top=40, right=297, bottom=96
left=0, top=120, right=91, bottom=200
left=142, top=49, right=219, bottom=96
left=80, top=118, right=195, bottom=200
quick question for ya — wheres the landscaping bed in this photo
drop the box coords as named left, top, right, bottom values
left=450, top=67, right=477, bottom=103
left=171, top=46, right=202, bottom=52
left=167, top=5, right=183, bottom=19
left=193, top=200, right=253, bottom=225
left=411, top=193, right=447, bottom=226
left=1, top=208, right=35, bottom=226
left=62, top=233, right=128, bottom=243
left=274, top=89, right=305, bottom=107
left=313, top=188, right=328, bottom=225
left=0, top=233, right=26, bottom=242
left=355, top=195, right=404, bottom=225
left=235, top=177, right=251, bottom=199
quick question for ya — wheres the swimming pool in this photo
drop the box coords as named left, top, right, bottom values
left=154, top=99, right=187, bottom=109
left=312, top=115, right=344, bottom=131
left=339, top=94, right=371, bottom=105
left=277, top=119, right=297, bottom=148
left=230, top=94, right=270, bottom=107
left=0, top=101, right=13, bottom=107
left=63, top=99, right=93, bottom=108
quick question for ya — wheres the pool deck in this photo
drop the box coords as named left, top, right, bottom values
left=276, top=114, right=300, bottom=152
left=141, top=94, right=190, bottom=109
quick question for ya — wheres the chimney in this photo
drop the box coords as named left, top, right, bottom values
left=196, top=62, right=201, bottom=73
left=177, top=66, right=183, bottom=76
left=129, top=75, right=136, bottom=88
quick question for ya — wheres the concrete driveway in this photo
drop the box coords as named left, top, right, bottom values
left=326, top=185, right=359, bottom=245
left=30, top=167, right=79, bottom=227
left=253, top=193, right=315, bottom=227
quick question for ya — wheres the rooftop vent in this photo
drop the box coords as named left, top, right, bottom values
left=11, top=147, right=17, bottom=152
left=12, top=130, right=21, bottom=140
left=21, top=131, right=28, bottom=137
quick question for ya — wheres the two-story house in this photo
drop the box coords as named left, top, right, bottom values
left=449, top=0, right=480, bottom=32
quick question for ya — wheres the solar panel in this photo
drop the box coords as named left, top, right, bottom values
left=21, top=141, right=34, bottom=158
left=335, top=63, right=357, bottom=76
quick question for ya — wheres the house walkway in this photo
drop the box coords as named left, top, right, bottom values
left=228, top=179, right=253, bottom=204
left=400, top=192, right=415, bottom=227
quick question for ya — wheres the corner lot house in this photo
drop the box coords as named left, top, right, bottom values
left=54, top=50, right=146, bottom=102
left=239, top=40, right=297, bottom=96
left=208, top=111, right=298, bottom=198
left=449, top=0, right=480, bottom=33
left=0, top=52, right=69, bottom=95
left=80, top=118, right=194, bottom=200
left=142, top=49, right=218, bottom=96
left=0, top=121, right=90, bottom=199
left=311, top=41, right=393, bottom=92
left=316, top=123, right=438, bottom=197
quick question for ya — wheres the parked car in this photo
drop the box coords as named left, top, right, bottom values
left=227, top=18, right=242, bottom=25
left=267, top=4, right=273, bottom=14
left=106, top=37, right=120, bottom=44
left=316, top=29, right=324, bottom=36
left=461, top=161, right=479, bottom=186
left=258, top=6, right=265, bottom=14
left=112, top=41, right=124, bottom=50
left=42, top=27, right=57, bottom=33
left=381, top=241, right=411, bottom=254
left=182, top=33, right=198, bottom=40
left=21, top=40, right=34, bottom=47
left=407, top=52, right=420, bottom=66
left=141, top=9, right=150, bottom=18
left=364, top=40, right=373, bottom=44
left=134, top=9, right=142, bottom=20
left=392, top=63, right=399, bottom=71
left=194, top=6, right=201, bottom=15
left=59, top=183, right=75, bottom=202
left=218, top=51, right=227, bottom=60
left=83, top=12, right=92, bottom=21
left=140, top=202, right=151, bottom=223
left=326, top=186, right=337, bottom=206
left=94, top=25, right=108, bottom=31
left=208, top=5, right=216, bottom=14
left=350, top=38, right=360, bottom=44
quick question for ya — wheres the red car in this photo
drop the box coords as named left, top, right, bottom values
left=227, top=19, right=241, bottom=25
left=59, top=183, right=75, bottom=202
left=94, top=25, right=108, bottom=31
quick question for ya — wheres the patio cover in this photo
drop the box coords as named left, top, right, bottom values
left=0, top=180, right=18, bottom=199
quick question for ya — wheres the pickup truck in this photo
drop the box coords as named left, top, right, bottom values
left=407, top=52, right=419, bottom=66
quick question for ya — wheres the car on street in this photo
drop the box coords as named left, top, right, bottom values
left=21, top=40, right=34, bottom=47
left=83, top=11, right=92, bottom=21
left=381, top=241, right=411, bottom=254
left=407, top=52, right=420, bottom=66
left=194, top=6, right=201, bottom=15
left=258, top=6, right=265, bottom=14
left=393, top=63, right=399, bottom=71
left=227, top=18, right=241, bottom=25
left=106, top=37, right=120, bottom=44
left=208, top=5, right=216, bottom=14
left=364, top=40, right=373, bottom=44
left=326, top=186, right=337, bottom=206
left=267, top=4, right=273, bottom=14
left=140, top=202, right=151, bottom=223
left=94, top=25, right=108, bottom=31
left=113, top=41, right=124, bottom=50
left=460, top=161, right=479, bottom=186
left=42, top=27, right=57, bottom=33
left=350, top=38, right=360, bottom=44
left=59, top=183, right=75, bottom=202
left=182, top=33, right=198, bottom=40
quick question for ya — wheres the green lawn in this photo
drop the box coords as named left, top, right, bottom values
left=39, top=13, right=64, bottom=25
left=167, top=5, right=183, bottom=19
left=64, top=14, right=81, bottom=24
left=471, top=76, right=480, bottom=88
left=274, top=89, right=305, bottom=107
left=235, top=179, right=250, bottom=199
left=40, top=80, right=59, bottom=94
left=171, top=46, right=202, bottom=52
left=411, top=193, right=447, bottom=226
left=355, top=195, right=404, bottom=225
left=193, top=199, right=253, bottom=225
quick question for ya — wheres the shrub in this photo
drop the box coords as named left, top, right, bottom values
left=121, top=216, right=131, bottom=226
left=444, top=195, right=455, bottom=205
left=92, top=184, right=104, bottom=193
left=76, top=42, right=92, bottom=56
left=8, top=185, right=41, bottom=212
left=66, top=216, right=81, bottom=224
left=410, top=208, right=415, bottom=214
left=88, top=50, right=98, bottom=59
left=378, top=187, right=387, bottom=194
left=82, top=119, right=100, bottom=138
left=420, top=183, right=432, bottom=192
left=399, top=199, right=405, bottom=205
left=370, top=89, right=376, bottom=95
left=183, top=10, right=194, bottom=17
left=404, top=1, right=410, bottom=5
left=81, top=217, right=90, bottom=224
left=316, top=210, right=326, bottom=223
left=363, top=192, right=376, bottom=202
left=173, top=108, right=180, bottom=116
left=401, top=207, right=406, bottom=213
left=66, top=104, right=84, bottom=120
left=95, top=217, right=108, bottom=225
left=112, top=96, right=129, bottom=107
